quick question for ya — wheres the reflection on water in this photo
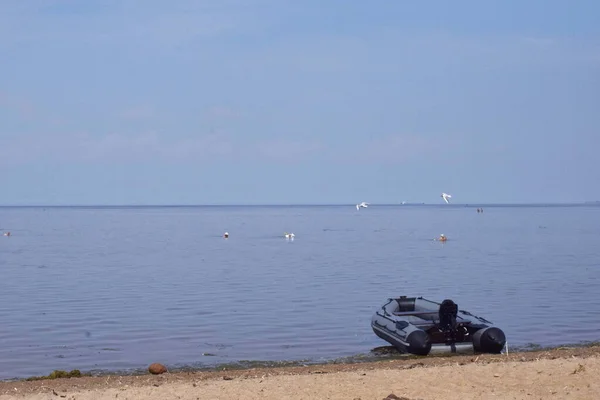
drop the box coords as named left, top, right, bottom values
left=1, top=204, right=599, bottom=379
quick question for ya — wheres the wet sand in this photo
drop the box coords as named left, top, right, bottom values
left=1, top=345, right=599, bottom=400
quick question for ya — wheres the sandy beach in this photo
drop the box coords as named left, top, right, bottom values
left=1, top=345, right=598, bottom=400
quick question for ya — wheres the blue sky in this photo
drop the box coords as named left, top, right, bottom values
left=1, top=0, right=599, bottom=205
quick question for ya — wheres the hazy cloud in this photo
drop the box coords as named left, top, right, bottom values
left=0, top=91, right=36, bottom=120
left=0, top=0, right=287, bottom=49
left=2, top=1, right=599, bottom=203
left=205, top=106, right=244, bottom=120
left=0, top=130, right=332, bottom=167
left=0, top=131, right=231, bottom=166
left=340, top=134, right=452, bottom=165
left=118, top=106, right=156, bottom=121
left=251, top=139, right=324, bottom=162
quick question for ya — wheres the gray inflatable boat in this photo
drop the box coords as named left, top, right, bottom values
left=371, top=296, right=506, bottom=356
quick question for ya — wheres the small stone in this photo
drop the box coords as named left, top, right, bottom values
left=383, top=395, right=410, bottom=400
left=223, top=376, right=233, bottom=380
left=148, top=363, right=167, bottom=375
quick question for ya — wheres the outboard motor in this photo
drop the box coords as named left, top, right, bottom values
left=438, top=299, right=459, bottom=344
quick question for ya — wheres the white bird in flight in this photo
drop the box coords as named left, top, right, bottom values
left=356, top=202, right=369, bottom=210
left=441, top=193, right=452, bottom=204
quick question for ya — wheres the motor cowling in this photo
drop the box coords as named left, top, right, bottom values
left=438, top=299, right=459, bottom=344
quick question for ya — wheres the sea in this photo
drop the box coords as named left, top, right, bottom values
left=1, top=204, right=599, bottom=380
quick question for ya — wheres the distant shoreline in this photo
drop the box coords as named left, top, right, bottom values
left=0, top=202, right=598, bottom=208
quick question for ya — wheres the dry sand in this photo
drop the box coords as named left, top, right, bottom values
left=1, top=346, right=599, bottom=400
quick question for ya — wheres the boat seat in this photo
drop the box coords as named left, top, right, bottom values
left=411, top=320, right=471, bottom=328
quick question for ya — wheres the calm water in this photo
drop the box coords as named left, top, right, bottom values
left=1, top=204, right=599, bottom=380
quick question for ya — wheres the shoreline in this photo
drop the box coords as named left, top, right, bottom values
left=2, top=345, right=599, bottom=399
left=3, top=341, right=598, bottom=383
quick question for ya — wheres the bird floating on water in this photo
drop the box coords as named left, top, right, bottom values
left=441, top=193, right=452, bottom=204
left=284, top=232, right=295, bottom=240
left=356, top=202, right=369, bottom=210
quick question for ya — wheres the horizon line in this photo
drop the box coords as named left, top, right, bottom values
left=0, top=201, right=598, bottom=208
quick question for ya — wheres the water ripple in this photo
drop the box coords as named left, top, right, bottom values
left=1, top=205, right=599, bottom=379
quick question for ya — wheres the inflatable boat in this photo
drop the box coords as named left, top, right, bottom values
left=371, top=296, right=506, bottom=356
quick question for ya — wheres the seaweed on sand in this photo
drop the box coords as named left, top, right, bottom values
left=25, top=369, right=89, bottom=381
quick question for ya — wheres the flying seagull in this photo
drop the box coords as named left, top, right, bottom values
left=356, top=201, right=369, bottom=210
left=441, top=193, right=452, bottom=204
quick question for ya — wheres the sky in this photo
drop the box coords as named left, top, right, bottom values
left=1, top=0, right=599, bottom=205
